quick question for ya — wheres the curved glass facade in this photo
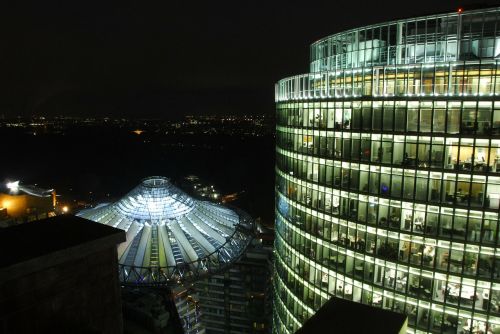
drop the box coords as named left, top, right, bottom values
left=274, top=7, right=500, bottom=334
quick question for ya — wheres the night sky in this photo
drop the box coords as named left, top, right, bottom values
left=0, top=0, right=494, bottom=118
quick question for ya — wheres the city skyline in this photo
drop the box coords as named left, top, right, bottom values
left=3, top=2, right=500, bottom=334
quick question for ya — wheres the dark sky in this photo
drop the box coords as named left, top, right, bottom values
left=0, top=0, right=495, bottom=118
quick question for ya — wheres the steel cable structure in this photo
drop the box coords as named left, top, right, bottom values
left=274, top=7, right=500, bottom=334
left=78, top=176, right=253, bottom=285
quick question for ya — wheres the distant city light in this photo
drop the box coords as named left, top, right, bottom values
left=6, top=181, right=20, bottom=193
left=62, top=206, right=69, bottom=213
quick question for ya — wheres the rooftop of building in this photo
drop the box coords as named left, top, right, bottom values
left=311, top=5, right=500, bottom=47
left=295, top=297, right=407, bottom=334
left=0, top=214, right=125, bottom=282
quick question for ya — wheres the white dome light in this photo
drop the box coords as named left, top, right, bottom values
left=78, top=176, right=253, bottom=284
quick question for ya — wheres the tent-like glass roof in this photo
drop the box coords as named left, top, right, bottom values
left=78, top=176, right=253, bottom=284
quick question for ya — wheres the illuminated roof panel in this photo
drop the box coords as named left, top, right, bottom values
left=77, top=176, right=253, bottom=284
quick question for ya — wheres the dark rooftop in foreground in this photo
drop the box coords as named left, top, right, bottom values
left=295, top=297, right=407, bottom=334
left=0, top=214, right=126, bottom=334
left=0, top=214, right=125, bottom=280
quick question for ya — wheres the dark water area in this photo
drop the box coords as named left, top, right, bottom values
left=0, top=125, right=275, bottom=223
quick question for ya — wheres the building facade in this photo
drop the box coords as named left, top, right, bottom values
left=274, top=7, right=500, bottom=334
left=180, top=176, right=273, bottom=334
left=197, top=237, right=272, bottom=334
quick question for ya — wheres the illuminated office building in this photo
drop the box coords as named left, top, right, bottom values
left=274, top=7, right=500, bottom=333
